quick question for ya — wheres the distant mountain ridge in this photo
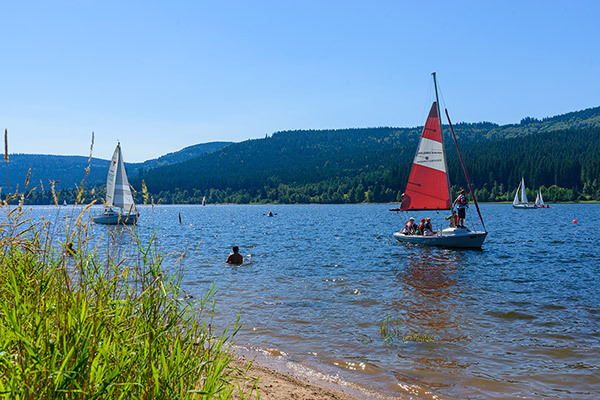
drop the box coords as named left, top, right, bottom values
left=131, top=142, right=233, bottom=171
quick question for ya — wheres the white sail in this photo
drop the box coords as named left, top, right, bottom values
left=513, top=181, right=521, bottom=205
left=535, top=189, right=545, bottom=207
left=520, top=177, right=528, bottom=204
left=105, top=143, right=136, bottom=212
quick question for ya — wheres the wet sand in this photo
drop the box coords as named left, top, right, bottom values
left=232, top=355, right=370, bottom=400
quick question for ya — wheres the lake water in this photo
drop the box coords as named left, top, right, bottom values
left=17, top=204, right=600, bottom=399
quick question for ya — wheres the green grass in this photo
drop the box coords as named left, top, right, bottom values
left=0, top=203, right=257, bottom=399
left=379, top=316, right=435, bottom=344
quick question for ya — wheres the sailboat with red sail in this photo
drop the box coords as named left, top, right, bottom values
left=391, top=73, right=487, bottom=248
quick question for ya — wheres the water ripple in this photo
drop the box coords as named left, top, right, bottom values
left=16, top=203, right=600, bottom=400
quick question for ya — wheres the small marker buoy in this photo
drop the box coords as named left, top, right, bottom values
left=572, top=219, right=578, bottom=224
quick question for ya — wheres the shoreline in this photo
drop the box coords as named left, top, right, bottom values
left=232, top=357, right=363, bottom=400
left=231, top=349, right=389, bottom=400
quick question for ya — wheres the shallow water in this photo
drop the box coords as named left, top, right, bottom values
left=17, top=204, right=600, bottom=399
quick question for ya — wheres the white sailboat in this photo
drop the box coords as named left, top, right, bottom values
left=93, top=142, right=139, bottom=225
left=391, top=73, right=487, bottom=249
left=534, top=188, right=549, bottom=208
left=512, top=177, right=536, bottom=209
left=202, top=196, right=206, bottom=206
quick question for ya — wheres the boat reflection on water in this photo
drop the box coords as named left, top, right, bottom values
left=389, top=248, right=472, bottom=393
left=393, top=248, right=466, bottom=342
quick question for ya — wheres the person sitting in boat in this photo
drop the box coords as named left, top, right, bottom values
left=416, top=218, right=427, bottom=235
left=452, top=189, right=469, bottom=228
left=401, top=217, right=416, bottom=235
left=226, top=246, right=243, bottom=265
left=445, top=210, right=458, bottom=227
left=423, top=218, right=435, bottom=236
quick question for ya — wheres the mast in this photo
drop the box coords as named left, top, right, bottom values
left=445, top=109, right=487, bottom=232
left=432, top=72, right=453, bottom=207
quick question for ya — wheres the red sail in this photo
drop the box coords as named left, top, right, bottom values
left=400, top=102, right=451, bottom=211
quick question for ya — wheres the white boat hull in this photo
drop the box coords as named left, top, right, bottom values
left=93, top=211, right=139, bottom=225
left=393, top=227, right=487, bottom=249
left=512, top=204, right=537, bottom=209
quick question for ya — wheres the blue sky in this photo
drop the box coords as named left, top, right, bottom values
left=1, top=1, right=598, bottom=162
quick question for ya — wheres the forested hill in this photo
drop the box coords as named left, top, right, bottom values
left=7, top=105, right=600, bottom=204
left=440, top=105, right=600, bottom=141
left=2, top=154, right=110, bottom=193
left=131, top=105, right=600, bottom=204
left=2, top=141, right=232, bottom=191
left=134, top=127, right=421, bottom=195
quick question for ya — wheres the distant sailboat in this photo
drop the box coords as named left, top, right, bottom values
left=93, top=143, right=139, bottom=225
left=512, top=177, right=536, bottom=209
left=534, top=188, right=549, bottom=208
left=202, top=196, right=206, bottom=206
left=391, top=73, right=487, bottom=248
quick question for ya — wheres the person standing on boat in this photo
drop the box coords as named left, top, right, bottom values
left=453, top=189, right=468, bottom=228
left=226, top=246, right=243, bottom=265
left=401, top=217, right=416, bottom=235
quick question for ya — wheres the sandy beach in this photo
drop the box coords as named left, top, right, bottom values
left=232, top=355, right=371, bottom=400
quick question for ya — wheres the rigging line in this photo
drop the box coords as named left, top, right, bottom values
left=436, top=78, right=447, bottom=111
left=419, top=77, right=435, bottom=129
left=445, top=108, right=487, bottom=232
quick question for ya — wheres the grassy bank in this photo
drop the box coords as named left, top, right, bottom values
left=0, top=205, right=256, bottom=399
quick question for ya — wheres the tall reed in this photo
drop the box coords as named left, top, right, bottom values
left=0, top=203, right=256, bottom=398
left=4, top=129, right=8, bottom=195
